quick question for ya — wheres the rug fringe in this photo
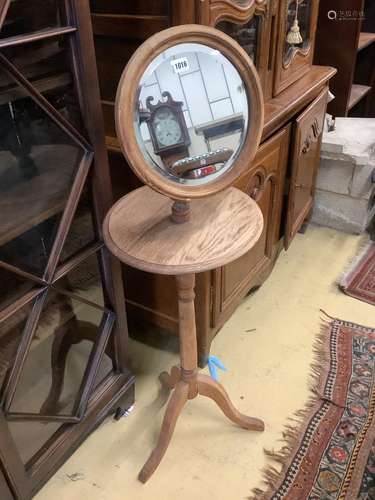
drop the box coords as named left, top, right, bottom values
left=249, top=316, right=335, bottom=500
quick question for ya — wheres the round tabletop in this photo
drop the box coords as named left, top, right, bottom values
left=103, top=186, right=263, bottom=276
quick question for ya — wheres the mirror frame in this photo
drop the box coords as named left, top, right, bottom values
left=115, top=24, right=264, bottom=200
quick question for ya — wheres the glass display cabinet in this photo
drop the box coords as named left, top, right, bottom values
left=0, top=1, right=134, bottom=498
left=216, top=17, right=260, bottom=65
left=274, top=0, right=319, bottom=94
left=283, top=0, right=312, bottom=64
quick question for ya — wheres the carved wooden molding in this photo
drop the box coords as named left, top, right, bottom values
left=300, top=117, right=321, bottom=155
left=245, top=168, right=277, bottom=258
left=245, top=167, right=279, bottom=201
left=283, top=42, right=311, bottom=70
left=246, top=167, right=266, bottom=201
left=198, top=0, right=268, bottom=27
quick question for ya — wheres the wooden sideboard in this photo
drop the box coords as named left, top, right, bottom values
left=90, top=0, right=336, bottom=365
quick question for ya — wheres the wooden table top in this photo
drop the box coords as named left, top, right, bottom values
left=103, top=186, right=263, bottom=276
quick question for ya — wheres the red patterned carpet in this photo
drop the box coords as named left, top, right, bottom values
left=340, top=242, right=375, bottom=306
left=252, top=315, right=375, bottom=500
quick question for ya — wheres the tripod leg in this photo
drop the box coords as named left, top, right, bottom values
left=197, top=373, right=264, bottom=431
left=138, top=381, right=189, bottom=483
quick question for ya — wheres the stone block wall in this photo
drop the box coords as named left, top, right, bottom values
left=312, top=118, right=375, bottom=234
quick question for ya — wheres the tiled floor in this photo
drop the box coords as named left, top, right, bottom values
left=36, top=225, right=374, bottom=500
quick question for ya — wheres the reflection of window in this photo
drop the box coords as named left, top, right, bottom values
left=195, top=113, right=245, bottom=142
left=139, top=50, right=245, bottom=132
left=284, top=0, right=311, bottom=65
left=216, top=16, right=260, bottom=67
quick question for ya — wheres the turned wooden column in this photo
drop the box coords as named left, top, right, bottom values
left=177, top=274, right=197, bottom=372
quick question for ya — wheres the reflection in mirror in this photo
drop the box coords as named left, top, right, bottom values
left=8, top=252, right=109, bottom=419
left=0, top=66, right=83, bottom=277
left=216, top=17, right=260, bottom=66
left=284, top=0, right=311, bottom=65
left=135, top=43, right=249, bottom=186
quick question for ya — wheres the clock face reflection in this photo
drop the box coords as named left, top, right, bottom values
left=154, top=108, right=183, bottom=147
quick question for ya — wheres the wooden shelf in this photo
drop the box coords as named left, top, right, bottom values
left=348, top=84, right=372, bottom=110
left=358, top=32, right=375, bottom=51
left=0, top=72, right=71, bottom=106
left=91, top=13, right=168, bottom=39
left=0, top=144, right=78, bottom=246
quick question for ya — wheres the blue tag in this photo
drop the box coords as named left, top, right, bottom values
left=207, top=355, right=228, bottom=381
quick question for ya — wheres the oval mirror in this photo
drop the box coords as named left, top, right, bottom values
left=116, top=25, right=264, bottom=200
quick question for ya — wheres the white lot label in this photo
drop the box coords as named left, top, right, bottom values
left=171, top=57, right=189, bottom=74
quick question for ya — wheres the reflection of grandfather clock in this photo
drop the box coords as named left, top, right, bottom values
left=145, top=91, right=190, bottom=168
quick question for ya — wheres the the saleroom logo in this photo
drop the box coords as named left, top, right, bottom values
left=327, top=9, right=365, bottom=21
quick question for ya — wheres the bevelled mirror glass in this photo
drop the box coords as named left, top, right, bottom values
left=116, top=26, right=263, bottom=199
left=136, top=43, right=248, bottom=186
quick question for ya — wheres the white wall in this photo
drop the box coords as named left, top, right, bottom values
left=138, top=44, right=248, bottom=141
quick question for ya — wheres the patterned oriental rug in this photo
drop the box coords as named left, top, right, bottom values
left=252, top=315, right=375, bottom=500
left=340, top=242, right=375, bottom=306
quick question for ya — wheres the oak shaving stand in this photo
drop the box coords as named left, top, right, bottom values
left=103, top=185, right=265, bottom=483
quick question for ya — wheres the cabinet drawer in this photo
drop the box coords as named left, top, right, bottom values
left=285, top=86, right=328, bottom=249
left=211, top=125, right=291, bottom=328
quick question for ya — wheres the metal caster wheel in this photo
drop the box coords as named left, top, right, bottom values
left=113, top=404, right=134, bottom=421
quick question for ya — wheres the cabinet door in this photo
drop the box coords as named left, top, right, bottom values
left=212, top=125, right=290, bottom=328
left=274, top=0, right=319, bottom=95
left=284, top=87, right=328, bottom=248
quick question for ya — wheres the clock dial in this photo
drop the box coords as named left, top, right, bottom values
left=153, top=108, right=183, bottom=147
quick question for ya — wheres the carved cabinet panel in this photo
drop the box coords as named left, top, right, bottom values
left=274, top=0, right=320, bottom=95
left=211, top=124, right=290, bottom=328
left=284, top=87, right=328, bottom=248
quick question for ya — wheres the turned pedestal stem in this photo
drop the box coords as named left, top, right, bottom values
left=176, top=274, right=198, bottom=383
left=171, top=200, right=190, bottom=223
